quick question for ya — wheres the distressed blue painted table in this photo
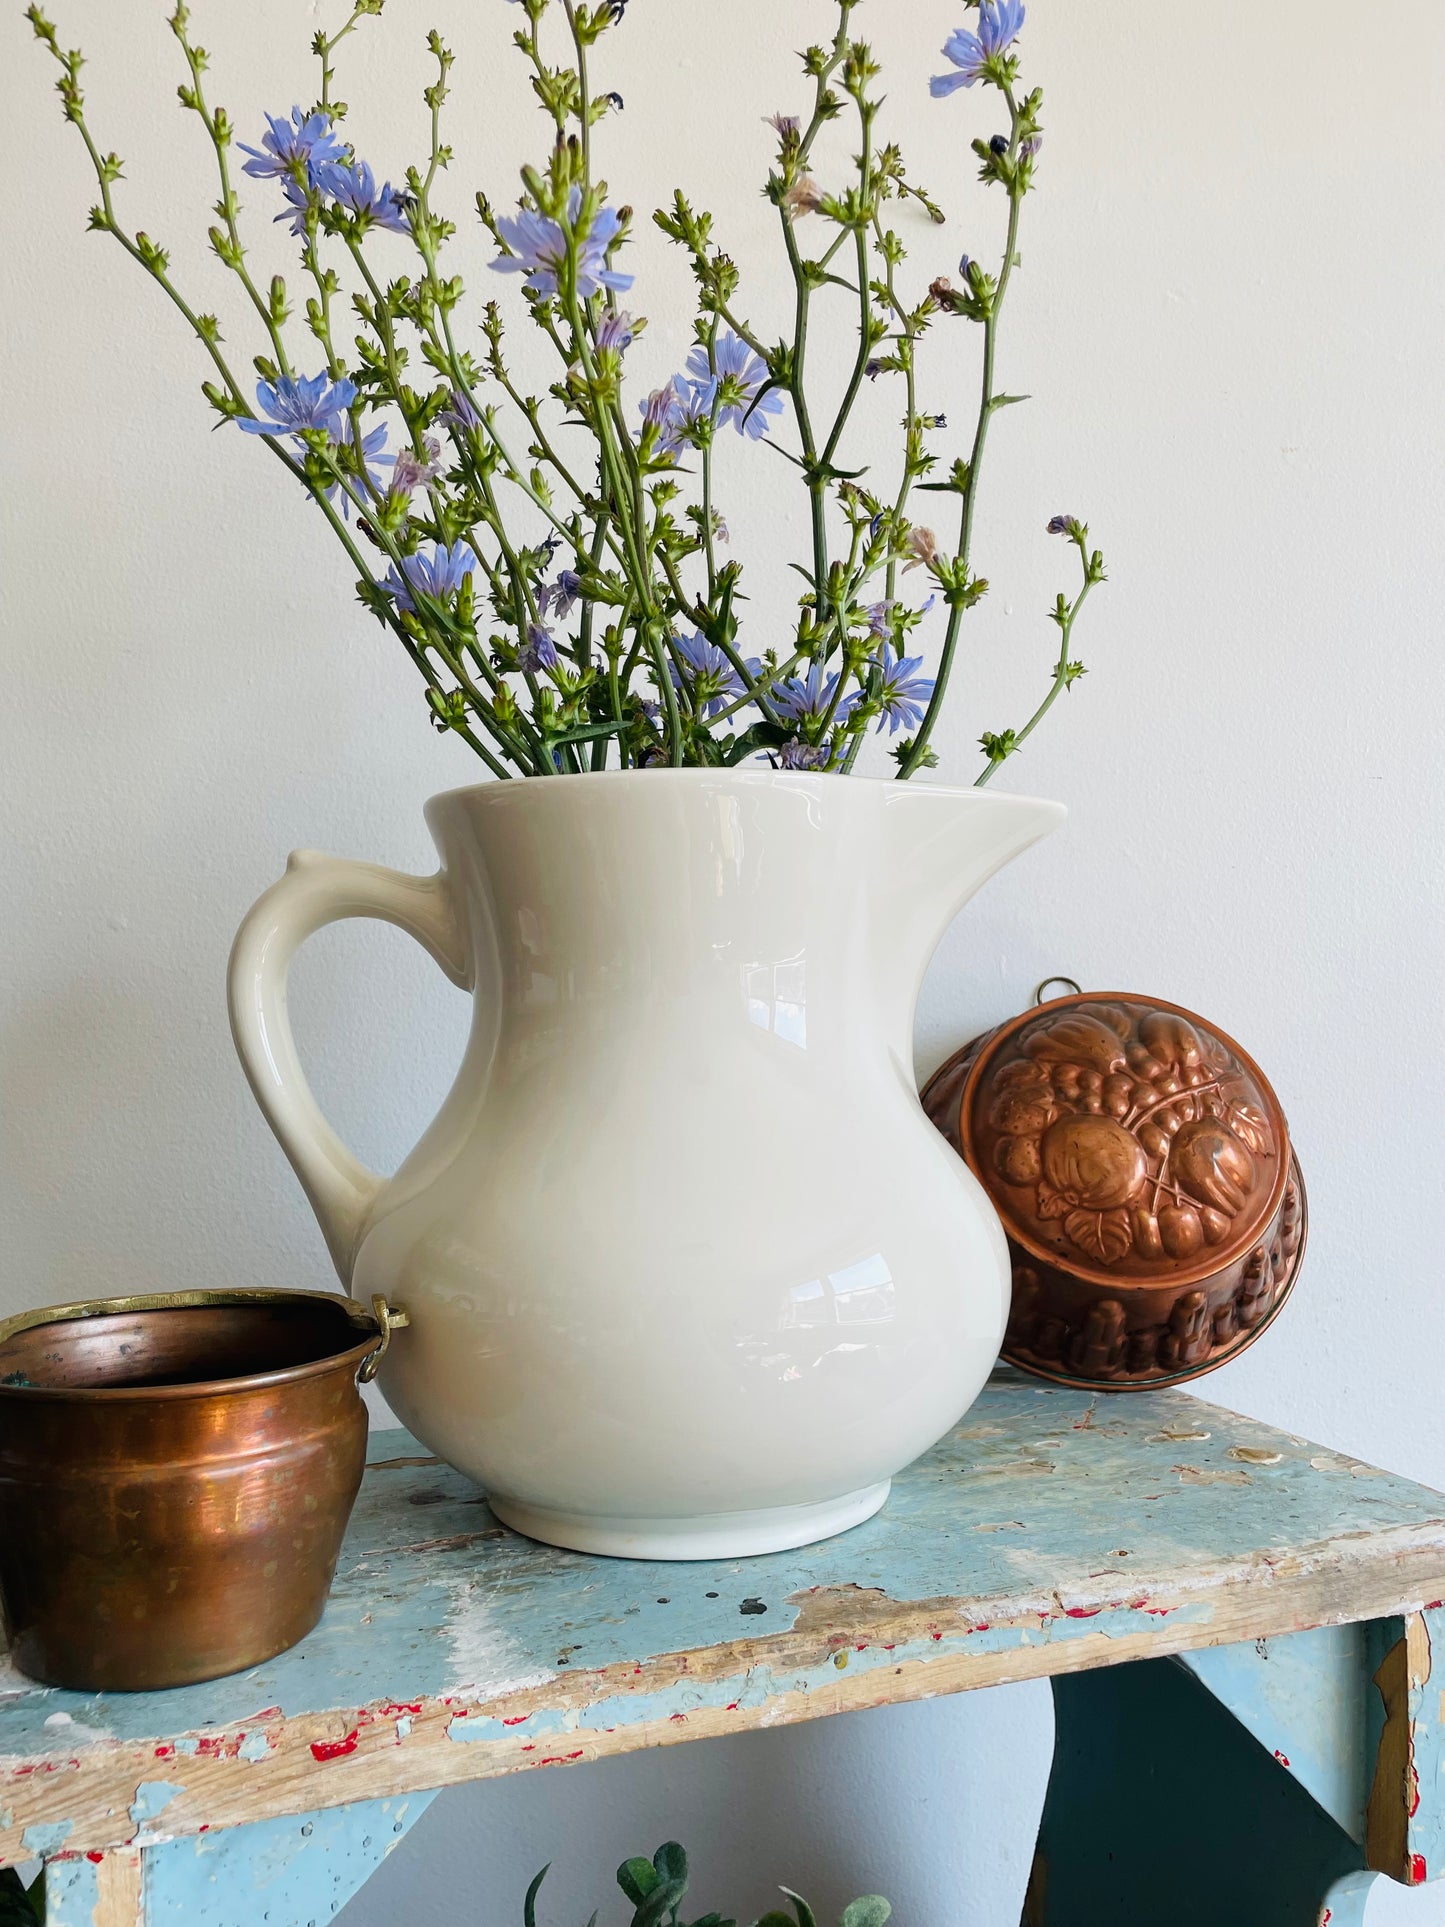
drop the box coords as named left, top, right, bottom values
left=4, top=1370, right=1445, bottom=1926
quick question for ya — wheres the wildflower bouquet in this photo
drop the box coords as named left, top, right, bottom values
left=27, top=0, right=1104, bottom=782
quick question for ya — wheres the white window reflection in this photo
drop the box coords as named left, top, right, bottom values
left=744, top=953, right=807, bottom=1047
left=781, top=1253, right=894, bottom=1329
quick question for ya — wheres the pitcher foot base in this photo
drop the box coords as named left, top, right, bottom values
left=488, top=1483, right=891, bottom=1561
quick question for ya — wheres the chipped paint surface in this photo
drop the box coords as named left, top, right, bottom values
left=1367, top=1606, right=1445, bottom=1883
left=128, top=1781, right=183, bottom=1835
left=1182, top=1623, right=1374, bottom=1841
left=20, top=1819, right=71, bottom=1857
left=143, top=1793, right=438, bottom=1923
left=2, top=1370, right=1445, bottom=1866
left=41, top=1852, right=100, bottom=1927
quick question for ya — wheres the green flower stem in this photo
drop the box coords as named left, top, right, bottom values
left=898, top=84, right=1024, bottom=779
left=820, top=112, right=875, bottom=469
left=315, top=2, right=378, bottom=114
left=562, top=0, right=592, bottom=177
left=779, top=0, right=858, bottom=621
left=708, top=647, right=808, bottom=728
left=871, top=215, right=921, bottom=606
left=701, top=320, right=721, bottom=597
left=319, top=452, right=545, bottom=774
left=976, top=549, right=1097, bottom=788
left=170, top=12, right=292, bottom=377
left=339, top=232, right=429, bottom=460
left=558, top=277, right=664, bottom=694
left=31, top=62, right=249, bottom=411
left=303, top=464, right=522, bottom=778
left=654, top=549, right=784, bottom=728
left=649, top=628, right=684, bottom=766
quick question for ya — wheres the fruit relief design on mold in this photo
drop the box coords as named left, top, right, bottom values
left=974, top=1003, right=1279, bottom=1275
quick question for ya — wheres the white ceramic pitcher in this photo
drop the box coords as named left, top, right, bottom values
left=229, top=770, right=1063, bottom=1557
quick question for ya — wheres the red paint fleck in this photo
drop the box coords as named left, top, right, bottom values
left=538, top=1751, right=585, bottom=1766
left=1411, top=1776, right=1421, bottom=1818
left=725, top=1702, right=739, bottom=1712
left=1426, top=1602, right=1443, bottom=1613
left=669, top=1713, right=687, bottom=1724
left=310, top=1730, right=359, bottom=1763
left=153, top=1744, right=174, bottom=1760
left=882, top=1643, right=896, bottom=1652
left=86, top=1851, right=105, bottom=1864
left=1064, top=1606, right=1102, bottom=1619
left=522, top=1744, right=535, bottom=1752
left=199, top=1825, right=210, bottom=1834
left=930, top=1631, right=943, bottom=1642
left=1142, top=1606, right=1175, bottom=1617
left=1274, top=1750, right=1291, bottom=1768
left=502, top=1715, right=530, bottom=1727
left=1322, top=1911, right=1331, bottom=1923
left=1411, top=1854, right=1428, bottom=1884
left=973, top=1622, right=990, bottom=1633
left=377, top=1702, right=422, bottom=1719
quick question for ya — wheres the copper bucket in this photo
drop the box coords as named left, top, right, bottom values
left=0, top=1288, right=398, bottom=1691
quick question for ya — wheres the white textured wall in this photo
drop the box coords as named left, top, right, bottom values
left=4, top=1, right=1444, bottom=1920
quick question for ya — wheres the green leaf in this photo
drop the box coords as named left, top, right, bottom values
left=523, top=1863, right=549, bottom=1927
left=753, top=1915, right=796, bottom=1927
left=618, top=1859, right=661, bottom=1907
left=652, top=1844, right=688, bottom=1889
left=841, top=1902, right=891, bottom=1927
left=780, top=1892, right=818, bottom=1927
left=634, top=1879, right=689, bottom=1927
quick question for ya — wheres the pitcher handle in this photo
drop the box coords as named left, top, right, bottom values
left=227, top=848, right=471, bottom=1282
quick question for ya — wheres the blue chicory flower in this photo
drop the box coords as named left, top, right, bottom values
left=238, top=107, right=346, bottom=182
left=238, top=372, right=357, bottom=437
left=321, top=421, right=391, bottom=517
left=518, top=624, right=559, bottom=673
left=539, top=570, right=583, bottom=620
left=492, top=190, right=633, bottom=300
left=685, top=331, right=782, bottom=440
left=864, top=599, right=896, bottom=639
left=273, top=174, right=314, bottom=238
left=441, top=389, right=483, bottom=435
left=867, top=643, right=936, bottom=735
left=773, top=739, right=836, bottom=771
left=383, top=540, right=478, bottom=612
left=930, top=0, right=1025, bottom=96
left=639, top=375, right=716, bottom=458
left=668, top=631, right=761, bottom=719
left=769, top=660, right=857, bottom=727
left=390, top=437, right=443, bottom=496
left=313, top=158, right=410, bottom=233
left=594, top=309, right=637, bottom=354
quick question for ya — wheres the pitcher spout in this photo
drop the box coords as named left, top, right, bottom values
left=873, top=784, right=1067, bottom=1037
left=879, top=785, right=1067, bottom=933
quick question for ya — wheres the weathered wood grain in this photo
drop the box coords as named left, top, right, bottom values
left=3, top=1371, right=1443, bottom=1865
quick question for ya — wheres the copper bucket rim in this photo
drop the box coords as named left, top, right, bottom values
left=0, top=1287, right=385, bottom=1403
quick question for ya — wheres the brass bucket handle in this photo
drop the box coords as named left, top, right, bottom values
left=358, top=1295, right=410, bottom=1385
